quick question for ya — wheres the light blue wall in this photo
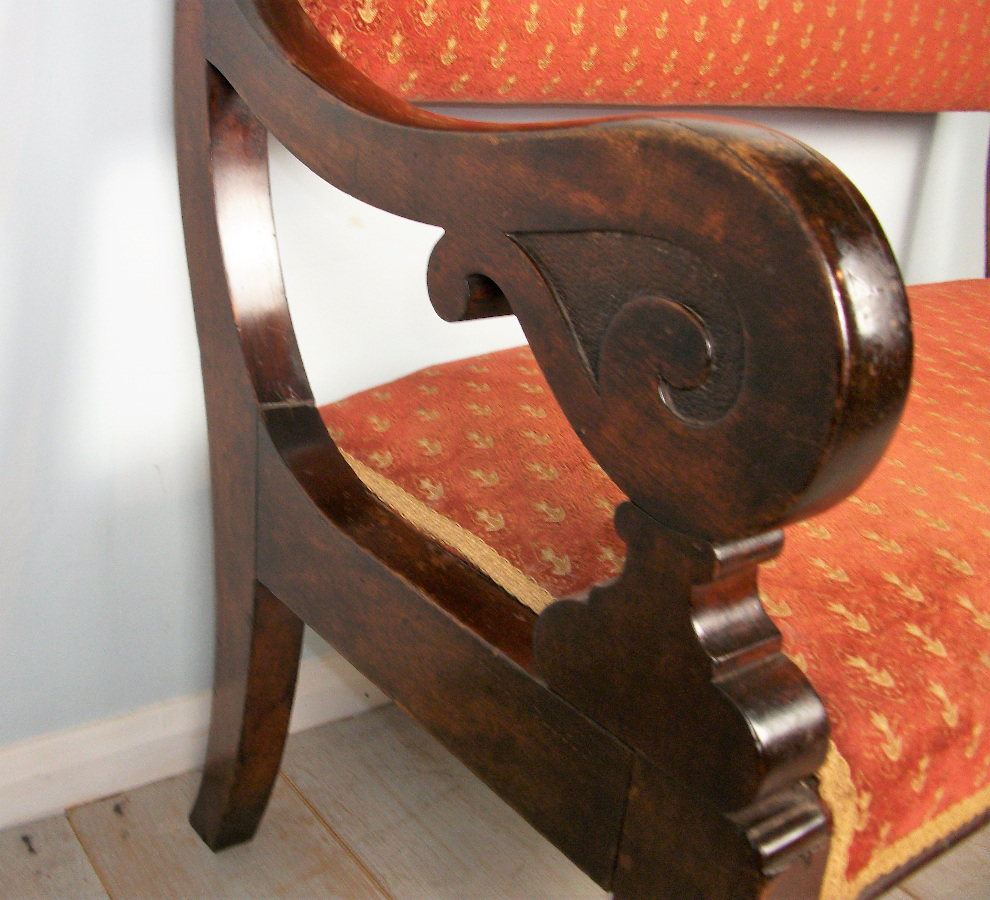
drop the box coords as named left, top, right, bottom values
left=0, top=2, right=214, bottom=744
left=0, top=1, right=987, bottom=748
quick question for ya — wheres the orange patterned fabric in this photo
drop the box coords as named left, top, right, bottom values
left=300, top=0, right=990, bottom=110
left=320, top=278, right=990, bottom=899
left=324, top=349, right=627, bottom=607
left=762, top=279, right=990, bottom=897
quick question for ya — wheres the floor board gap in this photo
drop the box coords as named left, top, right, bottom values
left=65, top=813, right=118, bottom=900
left=280, top=771, right=398, bottom=900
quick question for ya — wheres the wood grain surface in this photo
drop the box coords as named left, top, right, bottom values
left=0, top=814, right=109, bottom=900
left=900, top=824, right=990, bottom=900
left=283, top=704, right=607, bottom=899
left=2, top=708, right=987, bottom=898
left=67, top=771, right=387, bottom=899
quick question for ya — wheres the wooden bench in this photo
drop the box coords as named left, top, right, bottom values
left=173, top=1, right=990, bottom=896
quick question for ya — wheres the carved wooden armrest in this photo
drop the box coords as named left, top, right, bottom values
left=178, top=1, right=913, bottom=895
left=204, top=0, right=910, bottom=529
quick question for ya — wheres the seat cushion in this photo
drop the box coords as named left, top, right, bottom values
left=300, top=0, right=990, bottom=110
left=320, top=278, right=990, bottom=899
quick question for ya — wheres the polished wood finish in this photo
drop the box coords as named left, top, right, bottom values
left=535, top=508, right=828, bottom=819
left=176, top=8, right=306, bottom=852
left=174, top=0, right=923, bottom=896
left=203, top=0, right=912, bottom=543
left=535, top=508, right=829, bottom=897
left=255, top=415, right=631, bottom=883
left=613, top=758, right=829, bottom=900
left=188, top=579, right=304, bottom=850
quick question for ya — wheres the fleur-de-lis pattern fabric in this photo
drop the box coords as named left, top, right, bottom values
left=320, top=278, right=990, bottom=899
left=324, top=352, right=628, bottom=605
left=762, top=279, right=990, bottom=899
left=300, top=0, right=990, bottom=109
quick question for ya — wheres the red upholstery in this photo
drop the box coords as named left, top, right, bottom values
left=301, top=0, right=990, bottom=109
left=321, top=279, right=990, bottom=899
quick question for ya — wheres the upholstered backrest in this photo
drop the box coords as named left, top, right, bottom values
left=300, top=0, right=990, bottom=109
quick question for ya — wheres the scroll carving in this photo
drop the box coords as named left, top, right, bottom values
left=420, top=181, right=912, bottom=543
left=511, top=231, right=744, bottom=426
left=210, top=0, right=912, bottom=544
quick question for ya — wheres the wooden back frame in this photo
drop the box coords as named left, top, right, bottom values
left=172, top=1, right=987, bottom=897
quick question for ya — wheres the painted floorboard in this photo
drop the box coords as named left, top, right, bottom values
left=6, top=707, right=986, bottom=899
left=900, top=822, right=990, bottom=899
left=0, top=813, right=109, bottom=900
left=66, top=770, right=389, bottom=900
left=282, top=704, right=607, bottom=900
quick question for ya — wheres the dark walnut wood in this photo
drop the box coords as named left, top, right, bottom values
left=255, top=405, right=632, bottom=882
left=536, top=508, right=826, bottom=813
left=176, top=2, right=307, bottom=852
left=175, top=0, right=916, bottom=897
left=535, top=507, right=830, bottom=898
left=615, top=761, right=829, bottom=900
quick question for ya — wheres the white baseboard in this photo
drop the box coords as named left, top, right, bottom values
left=0, top=651, right=389, bottom=832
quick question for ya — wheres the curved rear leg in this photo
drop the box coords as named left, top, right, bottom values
left=190, top=578, right=304, bottom=850
left=175, top=0, right=306, bottom=850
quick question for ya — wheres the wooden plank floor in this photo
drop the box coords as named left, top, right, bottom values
left=2, top=704, right=988, bottom=899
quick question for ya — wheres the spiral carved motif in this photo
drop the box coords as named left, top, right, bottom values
left=513, top=231, right=744, bottom=425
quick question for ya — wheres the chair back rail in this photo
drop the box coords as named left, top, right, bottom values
left=299, top=0, right=990, bottom=111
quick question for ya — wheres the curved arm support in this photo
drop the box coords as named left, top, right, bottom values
left=180, top=3, right=920, bottom=893
left=205, top=0, right=911, bottom=543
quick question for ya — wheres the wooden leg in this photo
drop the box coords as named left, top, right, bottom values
left=175, top=0, right=306, bottom=852
left=190, top=577, right=304, bottom=851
